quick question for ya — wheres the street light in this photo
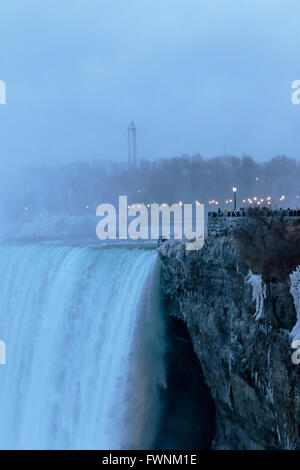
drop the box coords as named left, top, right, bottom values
left=232, top=187, right=237, bottom=210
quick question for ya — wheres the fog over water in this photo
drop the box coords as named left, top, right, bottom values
left=0, top=155, right=298, bottom=243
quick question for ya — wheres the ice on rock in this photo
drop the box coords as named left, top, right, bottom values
left=245, top=271, right=266, bottom=320
left=290, top=266, right=300, bottom=342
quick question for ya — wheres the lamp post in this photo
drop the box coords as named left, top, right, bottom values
left=232, top=187, right=237, bottom=210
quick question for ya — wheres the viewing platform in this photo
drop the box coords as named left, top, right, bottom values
left=207, top=208, right=300, bottom=237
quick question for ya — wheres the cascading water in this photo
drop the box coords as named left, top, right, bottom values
left=0, top=244, right=165, bottom=450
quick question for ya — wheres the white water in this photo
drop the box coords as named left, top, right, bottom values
left=0, top=245, right=165, bottom=449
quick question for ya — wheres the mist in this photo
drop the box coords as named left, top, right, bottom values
left=0, top=154, right=297, bottom=242
left=1, top=0, right=300, bottom=168
left=1, top=0, right=300, bottom=231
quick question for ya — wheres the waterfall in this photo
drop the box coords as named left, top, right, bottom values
left=0, top=244, right=165, bottom=449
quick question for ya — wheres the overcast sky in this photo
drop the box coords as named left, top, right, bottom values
left=0, top=0, right=299, bottom=165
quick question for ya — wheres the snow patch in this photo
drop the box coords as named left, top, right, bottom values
left=158, top=238, right=185, bottom=259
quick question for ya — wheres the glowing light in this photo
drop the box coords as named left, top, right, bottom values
left=232, top=187, right=237, bottom=192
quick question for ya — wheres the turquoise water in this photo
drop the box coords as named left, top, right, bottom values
left=0, top=245, right=164, bottom=449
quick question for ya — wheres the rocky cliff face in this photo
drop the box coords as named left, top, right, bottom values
left=158, top=238, right=300, bottom=450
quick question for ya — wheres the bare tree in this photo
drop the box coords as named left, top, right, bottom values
left=233, top=208, right=300, bottom=281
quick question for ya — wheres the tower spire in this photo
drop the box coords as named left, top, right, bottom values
left=128, top=121, right=137, bottom=168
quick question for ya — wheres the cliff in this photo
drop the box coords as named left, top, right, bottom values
left=158, top=237, right=300, bottom=450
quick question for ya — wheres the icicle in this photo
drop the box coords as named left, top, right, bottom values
left=290, top=266, right=300, bottom=342
left=245, top=271, right=266, bottom=320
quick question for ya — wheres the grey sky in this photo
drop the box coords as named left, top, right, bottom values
left=0, top=0, right=299, bottom=165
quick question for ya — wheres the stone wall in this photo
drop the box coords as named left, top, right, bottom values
left=208, top=209, right=300, bottom=237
